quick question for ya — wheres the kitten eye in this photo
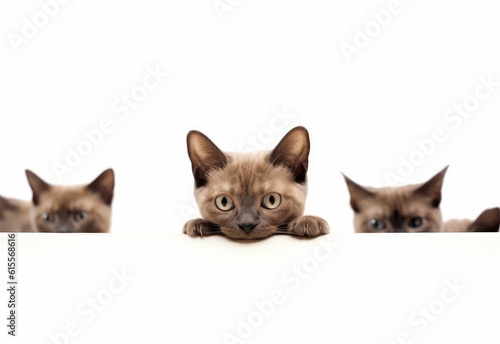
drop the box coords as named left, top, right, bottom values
left=41, top=212, right=55, bottom=223
left=370, top=219, right=386, bottom=231
left=408, top=216, right=423, bottom=228
left=74, top=211, right=88, bottom=222
left=261, top=193, right=281, bottom=210
left=215, top=195, right=234, bottom=211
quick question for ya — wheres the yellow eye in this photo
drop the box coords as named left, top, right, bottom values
left=261, top=193, right=281, bottom=210
left=215, top=195, right=234, bottom=211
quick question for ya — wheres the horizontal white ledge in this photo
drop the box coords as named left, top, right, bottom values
left=1, top=233, right=499, bottom=344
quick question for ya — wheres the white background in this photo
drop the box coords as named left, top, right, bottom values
left=0, top=0, right=499, bottom=343
left=0, top=0, right=499, bottom=233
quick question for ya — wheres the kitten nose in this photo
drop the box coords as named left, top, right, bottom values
left=238, top=223, right=257, bottom=234
left=56, top=225, right=73, bottom=233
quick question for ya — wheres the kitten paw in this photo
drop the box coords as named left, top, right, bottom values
left=183, top=219, right=219, bottom=237
left=287, top=216, right=330, bottom=237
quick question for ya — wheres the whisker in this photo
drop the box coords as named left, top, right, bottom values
left=277, top=222, right=289, bottom=232
left=205, top=223, right=222, bottom=235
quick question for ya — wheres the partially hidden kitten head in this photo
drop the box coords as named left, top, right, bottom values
left=26, top=169, right=115, bottom=233
left=187, top=126, right=310, bottom=239
left=469, top=207, right=500, bottom=232
left=344, top=167, right=448, bottom=233
left=0, top=196, right=34, bottom=232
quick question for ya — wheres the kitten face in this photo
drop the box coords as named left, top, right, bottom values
left=194, top=152, right=307, bottom=239
left=26, top=169, right=114, bottom=233
left=344, top=167, right=447, bottom=233
left=0, top=196, right=34, bottom=232
left=185, top=126, right=329, bottom=239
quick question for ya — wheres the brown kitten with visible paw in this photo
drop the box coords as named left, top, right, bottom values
left=26, top=169, right=115, bottom=233
left=0, top=196, right=34, bottom=232
left=183, top=126, right=329, bottom=239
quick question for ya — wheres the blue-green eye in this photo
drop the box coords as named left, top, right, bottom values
left=215, top=195, right=234, bottom=211
left=262, top=193, right=281, bottom=210
left=370, top=219, right=386, bottom=231
left=42, top=212, right=55, bottom=223
left=74, top=211, right=88, bottom=222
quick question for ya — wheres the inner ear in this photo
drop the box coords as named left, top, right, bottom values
left=87, top=169, right=115, bottom=206
left=25, top=170, right=51, bottom=205
left=343, top=174, right=375, bottom=213
left=414, top=166, right=448, bottom=208
left=187, top=130, right=228, bottom=188
left=469, top=207, right=500, bottom=232
left=268, top=126, right=310, bottom=184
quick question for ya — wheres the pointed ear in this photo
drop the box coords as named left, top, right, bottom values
left=26, top=170, right=51, bottom=205
left=269, top=126, right=310, bottom=184
left=343, top=174, right=375, bottom=213
left=187, top=130, right=228, bottom=188
left=414, top=166, right=448, bottom=208
left=469, top=207, right=500, bottom=232
left=87, top=169, right=115, bottom=206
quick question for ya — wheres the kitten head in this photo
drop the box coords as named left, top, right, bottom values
left=0, top=196, right=33, bottom=232
left=468, top=207, right=500, bottom=232
left=26, top=169, right=115, bottom=233
left=344, top=167, right=448, bottom=233
left=187, top=126, right=310, bottom=239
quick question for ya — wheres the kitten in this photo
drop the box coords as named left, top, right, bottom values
left=0, top=196, right=34, bottom=232
left=183, top=126, right=329, bottom=239
left=26, top=169, right=115, bottom=233
left=442, top=207, right=500, bottom=232
left=344, top=167, right=448, bottom=233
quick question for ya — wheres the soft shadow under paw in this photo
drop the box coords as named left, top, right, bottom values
left=287, top=216, right=330, bottom=237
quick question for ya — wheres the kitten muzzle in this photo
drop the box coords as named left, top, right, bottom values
left=390, top=212, right=405, bottom=232
left=56, top=222, right=75, bottom=233
left=236, top=206, right=259, bottom=234
left=238, top=223, right=257, bottom=234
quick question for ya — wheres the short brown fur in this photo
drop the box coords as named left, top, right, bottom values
left=344, top=167, right=447, bottom=233
left=442, top=207, right=500, bottom=232
left=184, top=127, right=329, bottom=239
left=26, top=169, right=114, bottom=233
left=344, top=167, right=499, bottom=233
left=0, top=196, right=34, bottom=232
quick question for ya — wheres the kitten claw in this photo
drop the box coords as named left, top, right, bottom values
left=183, top=219, right=218, bottom=237
left=287, top=216, right=330, bottom=237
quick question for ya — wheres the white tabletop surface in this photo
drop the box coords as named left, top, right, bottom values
left=1, top=232, right=498, bottom=344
